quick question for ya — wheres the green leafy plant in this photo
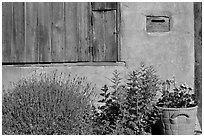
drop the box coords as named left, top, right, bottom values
left=2, top=71, right=95, bottom=135
left=92, top=63, right=161, bottom=135
left=124, top=63, right=161, bottom=134
left=92, top=70, right=124, bottom=134
left=156, top=79, right=198, bottom=108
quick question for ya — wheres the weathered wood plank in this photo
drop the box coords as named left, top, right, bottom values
left=51, top=2, right=65, bottom=62
left=92, top=2, right=117, bottom=11
left=37, top=2, right=52, bottom=62
left=104, top=10, right=117, bottom=61
left=25, top=2, right=38, bottom=62
left=92, top=2, right=105, bottom=11
left=3, top=2, right=118, bottom=63
left=77, top=2, right=91, bottom=61
left=13, top=2, right=25, bottom=62
left=105, top=2, right=117, bottom=10
left=93, top=11, right=105, bottom=61
left=93, top=11, right=117, bottom=61
left=116, top=3, right=121, bottom=62
left=2, top=2, right=13, bottom=62
left=64, top=2, right=78, bottom=62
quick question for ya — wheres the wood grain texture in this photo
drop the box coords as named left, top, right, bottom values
left=93, top=11, right=105, bottom=61
left=25, top=2, right=38, bottom=62
left=64, top=2, right=78, bottom=62
left=77, top=2, right=91, bottom=61
left=2, top=2, right=119, bottom=63
left=116, top=3, right=121, bottom=62
left=93, top=11, right=117, bottom=61
left=2, top=2, right=13, bottom=62
left=51, top=2, right=65, bottom=62
left=13, top=2, right=25, bottom=62
left=37, top=2, right=52, bottom=62
left=104, top=10, right=117, bottom=61
left=92, top=2, right=117, bottom=11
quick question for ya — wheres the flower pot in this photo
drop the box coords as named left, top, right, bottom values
left=156, top=106, right=198, bottom=135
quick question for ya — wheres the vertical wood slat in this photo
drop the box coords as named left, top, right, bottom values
left=2, top=2, right=13, bottom=62
left=116, top=3, right=121, bottom=62
left=37, top=2, right=52, bottom=62
left=51, top=2, right=65, bottom=62
left=77, top=2, right=91, bottom=61
left=2, top=2, right=119, bottom=63
left=104, top=10, right=117, bottom=61
left=92, top=2, right=117, bottom=11
left=93, top=11, right=117, bottom=61
left=93, top=11, right=105, bottom=61
left=25, top=2, right=38, bottom=62
left=64, top=3, right=78, bottom=62
left=13, top=2, right=25, bottom=62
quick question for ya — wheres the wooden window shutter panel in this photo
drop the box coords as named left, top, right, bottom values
left=37, top=3, right=52, bottom=62
left=3, top=2, right=118, bottom=64
left=76, top=2, right=91, bottom=62
left=2, top=2, right=26, bottom=63
left=51, top=2, right=65, bottom=62
left=64, top=2, right=78, bottom=62
left=25, top=3, right=38, bottom=62
left=92, top=2, right=117, bottom=11
left=92, top=10, right=117, bottom=62
left=2, top=2, right=13, bottom=63
left=13, top=3, right=26, bottom=63
left=64, top=2, right=91, bottom=62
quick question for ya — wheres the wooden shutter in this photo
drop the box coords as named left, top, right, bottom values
left=38, top=3, right=52, bottom=62
left=2, top=2, right=13, bottom=62
left=3, top=2, right=26, bottom=63
left=2, top=2, right=118, bottom=63
left=25, top=3, right=38, bottom=62
left=92, top=2, right=117, bottom=11
left=26, top=2, right=62, bottom=63
left=64, top=2, right=91, bottom=62
left=64, top=3, right=78, bottom=62
left=76, top=3, right=91, bottom=62
left=13, top=3, right=26, bottom=62
left=92, top=2, right=118, bottom=62
left=51, top=3, right=65, bottom=62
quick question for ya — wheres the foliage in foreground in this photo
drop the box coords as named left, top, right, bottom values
left=2, top=71, right=95, bottom=135
left=156, top=79, right=198, bottom=108
left=92, top=63, right=161, bottom=135
left=3, top=63, right=195, bottom=135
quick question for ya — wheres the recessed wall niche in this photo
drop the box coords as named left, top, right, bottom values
left=146, top=16, right=170, bottom=32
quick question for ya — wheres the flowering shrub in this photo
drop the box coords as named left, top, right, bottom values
left=2, top=71, right=95, bottom=135
left=3, top=63, right=193, bottom=135
left=156, top=79, right=198, bottom=108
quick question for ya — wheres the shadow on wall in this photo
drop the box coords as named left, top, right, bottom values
left=194, top=2, right=202, bottom=129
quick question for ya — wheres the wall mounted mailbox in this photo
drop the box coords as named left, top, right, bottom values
left=146, top=16, right=170, bottom=32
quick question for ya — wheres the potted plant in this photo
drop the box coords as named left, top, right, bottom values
left=155, top=79, right=198, bottom=135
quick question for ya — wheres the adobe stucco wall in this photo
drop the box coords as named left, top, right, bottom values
left=120, top=2, right=194, bottom=85
left=2, top=3, right=194, bottom=97
left=2, top=64, right=128, bottom=96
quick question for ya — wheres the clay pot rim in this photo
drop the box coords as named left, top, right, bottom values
left=155, top=105, right=198, bottom=111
